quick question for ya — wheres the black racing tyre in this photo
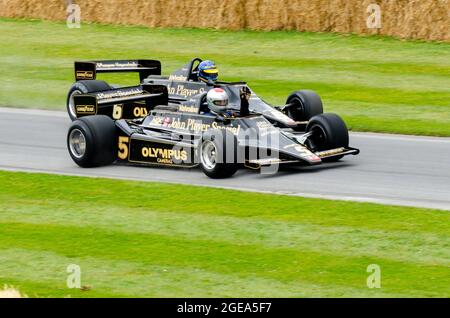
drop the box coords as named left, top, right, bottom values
left=286, top=90, right=323, bottom=121
left=199, top=129, right=239, bottom=178
left=66, top=80, right=112, bottom=121
left=306, top=113, right=349, bottom=162
left=67, top=115, right=117, bottom=167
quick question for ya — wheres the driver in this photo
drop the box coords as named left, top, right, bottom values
left=205, top=87, right=251, bottom=117
left=198, top=60, right=219, bottom=83
left=206, top=88, right=230, bottom=115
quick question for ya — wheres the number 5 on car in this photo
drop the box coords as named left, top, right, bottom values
left=118, top=136, right=129, bottom=160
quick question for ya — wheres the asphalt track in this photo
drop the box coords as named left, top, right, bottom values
left=1, top=107, right=449, bottom=210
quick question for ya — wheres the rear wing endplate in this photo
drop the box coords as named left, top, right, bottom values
left=74, top=60, right=161, bottom=82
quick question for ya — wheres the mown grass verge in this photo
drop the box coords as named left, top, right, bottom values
left=1, top=19, right=450, bottom=136
left=0, top=171, right=448, bottom=297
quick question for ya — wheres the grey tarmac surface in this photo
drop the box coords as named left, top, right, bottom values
left=1, top=107, right=449, bottom=210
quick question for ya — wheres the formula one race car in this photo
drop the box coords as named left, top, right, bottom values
left=66, top=61, right=359, bottom=178
left=67, top=58, right=325, bottom=128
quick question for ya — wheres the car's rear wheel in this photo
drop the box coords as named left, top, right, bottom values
left=67, top=115, right=117, bottom=167
left=306, top=113, right=349, bottom=162
left=67, top=80, right=112, bottom=121
left=285, top=90, right=323, bottom=122
left=199, top=129, right=238, bottom=178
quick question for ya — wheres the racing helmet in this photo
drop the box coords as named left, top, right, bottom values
left=198, top=60, right=218, bottom=83
left=206, top=88, right=229, bottom=114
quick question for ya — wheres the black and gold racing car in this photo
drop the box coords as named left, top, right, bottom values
left=67, top=57, right=327, bottom=128
left=66, top=62, right=359, bottom=178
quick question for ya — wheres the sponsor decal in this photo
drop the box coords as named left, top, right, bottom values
left=76, top=71, right=94, bottom=80
left=76, top=104, right=96, bottom=114
left=149, top=116, right=241, bottom=135
left=178, top=105, right=199, bottom=113
left=316, top=147, right=346, bottom=158
left=248, top=158, right=281, bottom=165
left=168, top=85, right=205, bottom=98
left=96, top=61, right=139, bottom=69
left=163, top=117, right=171, bottom=127
left=133, top=107, right=148, bottom=117
left=185, top=119, right=209, bottom=133
left=150, top=116, right=164, bottom=126
left=128, top=138, right=193, bottom=166
left=141, top=147, right=188, bottom=162
left=169, top=75, right=188, bottom=81
left=97, top=88, right=143, bottom=100
left=168, top=117, right=188, bottom=130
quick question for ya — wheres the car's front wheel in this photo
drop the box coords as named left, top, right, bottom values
left=67, top=115, right=117, bottom=167
left=285, top=90, right=323, bottom=121
left=199, top=129, right=239, bottom=178
left=306, top=113, right=349, bottom=162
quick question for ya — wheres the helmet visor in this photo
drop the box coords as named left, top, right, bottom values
left=213, top=99, right=228, bottom=107
left=200, top=69, right=218, bottom=81
left=203, top=68, right=218, bottom=74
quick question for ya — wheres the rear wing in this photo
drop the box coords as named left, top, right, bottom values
left=73, top=84, right=168, bottom=119
left=74, top=60, right=161, bottom=82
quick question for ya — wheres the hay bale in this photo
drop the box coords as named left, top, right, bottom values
left=0, top=0, right=448, bottom=41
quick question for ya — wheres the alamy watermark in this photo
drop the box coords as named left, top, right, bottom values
left=366, top=264, right=381, bottom=288
left=66, top=1, right=81, bottom=29
left=66, top=264, right=81, bottom=289
left=366, top=4, right=382, bottom=29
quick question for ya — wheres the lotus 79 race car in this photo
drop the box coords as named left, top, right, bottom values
left=67, top=57, right=327, bottom=127
left=66, top=59, right=359, bottom=178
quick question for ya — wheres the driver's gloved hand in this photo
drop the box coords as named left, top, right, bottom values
left=240, top=86, right=251, bottom=117
left=240, top=86, right=251, bottom=101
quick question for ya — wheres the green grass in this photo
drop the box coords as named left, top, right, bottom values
left=0, top=171, right=449, bottom=297
left=1, top=19, right=450, bottom=136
